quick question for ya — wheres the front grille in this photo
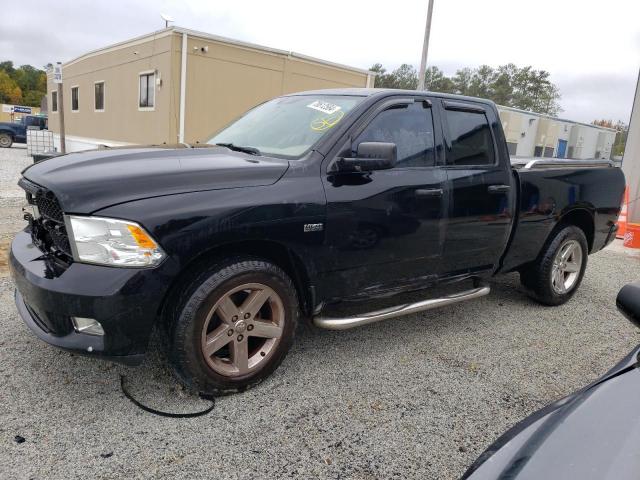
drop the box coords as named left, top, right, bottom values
left=35, top=191, right=64, bottom=222
left=19, top=178, right=72, bottom=258
left=35, top=190, right=71, bottom=255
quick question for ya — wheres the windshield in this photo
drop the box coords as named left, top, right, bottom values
left=207, top=95, right=364, bottom=158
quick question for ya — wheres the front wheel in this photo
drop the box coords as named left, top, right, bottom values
left=0, top=133, right=13, bottom=148
left=520, top=225, right=588, bottom=306
left=168, top=258, right=299, bottom=395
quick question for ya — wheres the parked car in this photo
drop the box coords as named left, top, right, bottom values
left=0, top=115, right=48, bottom=148
left=9, top=89, right=624, bottom=394
left=462, top=282, right=640, bottom=480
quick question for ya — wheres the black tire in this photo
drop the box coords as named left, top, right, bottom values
left=0, top=133, right=13, bottom=148
left=168, top=257, right=298, bottom=395
left=520, top=225, right=588, bottom=306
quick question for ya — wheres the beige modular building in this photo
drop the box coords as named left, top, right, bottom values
left=498, top=105, right=616, bottom=160
left=47, top=27, right=374, bottom=152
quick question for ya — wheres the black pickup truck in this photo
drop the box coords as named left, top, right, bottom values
left=10, top=89, right=624, bottom=394
left=0, top=115, right=47, bottom=148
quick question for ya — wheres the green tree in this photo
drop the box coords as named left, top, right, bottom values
left=0, top=61, right=47, bottom=107
left=13, top=65, right=42, bottom=92
left=452, top=68, right=473, bottom=96
left=0, top=70, right=22, bottom=104
left=22, top=90, right=44, bottom=106
left=389, top=64, right=419, bottom=89
left=0, top=61, right=15, bottom=76
left=370, top=63, right=390, bottom=88
left=491, top=64, right=517, bottom=106
left=369, top=62, right=563, bottom=115
left=423, top=66, right=455, bottom=93
left=370, top=63, right=418, bottom=89
left=467, top=65, right=495, bottom=98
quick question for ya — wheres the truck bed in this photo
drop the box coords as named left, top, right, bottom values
left=500, top=159, right=624, bottom=273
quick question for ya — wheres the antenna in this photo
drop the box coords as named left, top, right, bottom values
left=160, top=13, right=174, bottom=29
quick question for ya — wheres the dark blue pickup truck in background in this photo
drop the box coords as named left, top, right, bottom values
left=0, top=115, right=48, bottom=148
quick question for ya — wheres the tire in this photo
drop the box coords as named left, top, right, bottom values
left=168, top=257, right=298, bottom=395
left=520, top=225, right=588, bottom=306
left=0, top=133, right=12, bottom=148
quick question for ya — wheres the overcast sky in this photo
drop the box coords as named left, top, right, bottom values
left=4, top=0, right=639, bottom=123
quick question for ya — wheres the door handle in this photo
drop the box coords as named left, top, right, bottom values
left=488, top=184, right=511, bottom=194
left=414, top=188, right=443, bottom=198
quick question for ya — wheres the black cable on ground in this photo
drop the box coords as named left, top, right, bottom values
left=120, top=375, right=216, bottom=418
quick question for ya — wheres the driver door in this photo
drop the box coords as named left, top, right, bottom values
left=319, top=97, right=448, bottom=301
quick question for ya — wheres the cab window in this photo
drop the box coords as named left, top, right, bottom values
left=445, top=109, right=495, bottom=166
left=354, top=102, right=435, bottom=168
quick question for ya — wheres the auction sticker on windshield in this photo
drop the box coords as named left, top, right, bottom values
left=307, top=100, right=341, bottom=115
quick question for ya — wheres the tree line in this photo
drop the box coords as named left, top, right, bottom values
left=370, top=63, right=563, bottom=116
left=0, top=61, right=47, bottom=107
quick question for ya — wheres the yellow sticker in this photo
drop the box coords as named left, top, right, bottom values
left=310, top=110, right=345, bottom=131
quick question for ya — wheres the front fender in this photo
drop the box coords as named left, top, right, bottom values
left=94, top=173, right=327, bottom=281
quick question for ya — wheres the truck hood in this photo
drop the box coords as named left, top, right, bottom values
left=22, top=146, right=289, bottom=213
left=464, top=345, right=640, bottom=480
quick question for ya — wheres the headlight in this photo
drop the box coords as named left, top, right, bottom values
left=65, top=215, right=165, bottom=267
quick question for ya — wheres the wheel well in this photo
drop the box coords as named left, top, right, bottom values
left=0, top=130, right=14, bottom=138
left=158, top=240, right=314, bottom=321
left=558, top=209, right=594, bottom=252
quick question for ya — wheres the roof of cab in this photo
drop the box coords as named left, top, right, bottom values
left=287, top=88, right=497, bottom=107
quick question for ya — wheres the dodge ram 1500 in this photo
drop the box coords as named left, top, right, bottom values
left=10, top=89, right=625, bottom=394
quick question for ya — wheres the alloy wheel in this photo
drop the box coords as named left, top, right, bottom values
left=200, top=283, right=284, bottom=377
left=551, top=239, right=583, bottom=294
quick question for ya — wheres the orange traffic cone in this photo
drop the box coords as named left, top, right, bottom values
left=616, top=186, right=629, bottom=239
left=624, top=224, right=640, bottom=249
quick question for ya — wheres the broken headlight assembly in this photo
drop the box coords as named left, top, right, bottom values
left=65, top=215, right=165, bottom=267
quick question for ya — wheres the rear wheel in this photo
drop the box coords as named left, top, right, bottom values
left=0, top=133, right=12, bottom=148
left=168, top=257, right=298, bottom=395
left=520, top=225, right=588, bottom=306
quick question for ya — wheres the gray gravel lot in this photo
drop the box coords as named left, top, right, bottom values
left=1, top=145, right=639, bottom=479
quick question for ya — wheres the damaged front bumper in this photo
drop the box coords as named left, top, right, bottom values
left=10, top=230, right=173, bottom=365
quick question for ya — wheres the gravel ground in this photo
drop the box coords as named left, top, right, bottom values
left=0, top=145, right=639, bottom=479
left=0, top=145, right=30, bottom=278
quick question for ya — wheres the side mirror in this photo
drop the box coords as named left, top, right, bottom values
left=616, top=282, right=640, bottom=329
left=336, top=142, right=397, bottom=172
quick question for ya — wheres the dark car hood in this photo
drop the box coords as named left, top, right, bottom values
left=22, top=146, right=289, bottom=213
left=464, top=346, right=640, bottom=480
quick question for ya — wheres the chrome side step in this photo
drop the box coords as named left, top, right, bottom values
left=313, top=286, right=490, bottom=330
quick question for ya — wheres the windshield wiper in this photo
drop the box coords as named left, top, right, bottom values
left=215, top=143, right=261, bottom=156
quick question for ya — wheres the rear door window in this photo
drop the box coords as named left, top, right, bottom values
left=445, top=109, right=495, bottom=166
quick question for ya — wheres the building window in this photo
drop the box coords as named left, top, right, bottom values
left=51, top=91, right=58, bottom=112
left=139, top=72, right=155, bottom=109
left=71, top=86, right=79, bottom=111
left=94, top=82, right=105, bottom=111
left=506, top=141, right=518, bottom=156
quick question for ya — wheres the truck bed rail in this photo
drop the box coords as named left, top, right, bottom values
left=511, top=158, right=615, bottom=170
